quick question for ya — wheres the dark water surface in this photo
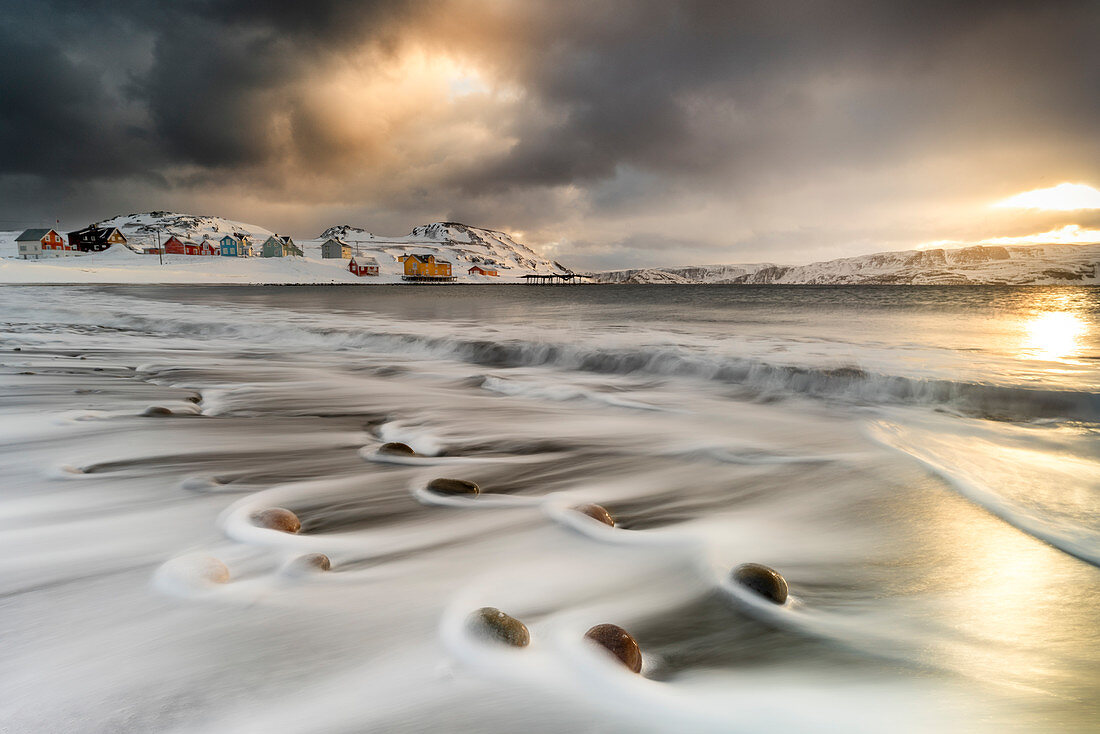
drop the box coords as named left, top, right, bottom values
left=0, top=284, right=1097, bottom=733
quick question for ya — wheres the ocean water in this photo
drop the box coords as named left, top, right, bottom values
left=0, top=284, right=1097, bottom=733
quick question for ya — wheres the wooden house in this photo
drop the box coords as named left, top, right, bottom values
left=349, top=256, right=379, bottom=277
left=261, top=235, right=303, bottom=257
left=163, top=236, right=187, bottom=255
left=220, top=234, right=242, bottom=257
left=321, top=238, right=351, bottom=259
left=198, top=238, right=220, bottom=256
left=232, top=231, right=254, bottom=257
left=468, top=265, right=499, bottom=276
left=399, top=253, right=452, bottom=278
left=183, top=239, right=202, bottom=255
left=67, top=225, right=126, bottom=252
left=15, top=228, right=74, bottom=259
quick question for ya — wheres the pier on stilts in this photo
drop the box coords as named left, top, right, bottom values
left=521, top=273, right=592, bottom=285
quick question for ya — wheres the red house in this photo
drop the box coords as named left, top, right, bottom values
left=183, top=240, right=202, bottom=255
left=349, top=256, right=379, bottom=276
left=199, top=239, right=219, bottom=256
left=163, top=236, right=187, bottom=255
left=468, top=265, right=499, bottom=276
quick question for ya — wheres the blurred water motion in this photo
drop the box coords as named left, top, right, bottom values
left=0, top=284, right=1097, bottom=734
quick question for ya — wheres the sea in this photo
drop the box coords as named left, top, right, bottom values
left=0, top=284, right=1097, bottom=733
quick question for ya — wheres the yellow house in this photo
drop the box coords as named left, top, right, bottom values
left=399, top=253, right=452, bottom=277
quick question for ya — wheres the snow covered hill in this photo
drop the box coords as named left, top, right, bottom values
left=313, top=221, right=570, bottom=274
left=95, top=211, right=276, bottom=250
left=595, top=244, right=1100, bottom=285
left=0, top=212, right=571, bottom=284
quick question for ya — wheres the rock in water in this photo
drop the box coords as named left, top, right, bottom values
left=286, top=553, right=331, bottom=573
left=584, top=624, right=642, bottom=673
left=253, top=508, right=302, bottom=533
left=199, top=557, right=230, bottom=584
left=427, top=477, right=480, bottom=496
left=143, top=406, right=173, bottom=416
left=575, top=503, right=615, bottom=526
left=379, top=442, right=417, bottom=456
left=732, top=563, right=788, bottom=604
left=468, top=607, right=530, bottom=647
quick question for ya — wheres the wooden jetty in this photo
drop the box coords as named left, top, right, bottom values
left=521, top=273, right=591, bottom=285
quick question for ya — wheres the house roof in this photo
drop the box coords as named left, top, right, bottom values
left=16, top=228, right=54, bottom=241
left=352, top=256, right=378, bottom=265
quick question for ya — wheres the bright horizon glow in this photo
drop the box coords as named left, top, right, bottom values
left=917, top=224, right=1100, bottom=250
left=992, top=183, right=1100, bottom=211
left=1022, top=311, right=1087, bottom=361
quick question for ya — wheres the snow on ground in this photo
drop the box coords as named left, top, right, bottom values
left=0, top=213, right=569, bottom=285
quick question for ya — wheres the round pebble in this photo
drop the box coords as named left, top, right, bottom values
left=575, top=503, right=614, bottom=526
left=468, top=607, right=530, bottom=647
left=252, top=507, right=302, bottom=534
left=732, top=563, right=788, bottom=604
left=286, top=553, right=331, bottom=573
left=379, top=442, right=417, bottom=456
left=427, top=477, right=480, bottom=496
left=199, top=556, right=230, bottom=584
left=142, top=406, right=173, bottom=416
left=584, top=623, right=642, bottom=673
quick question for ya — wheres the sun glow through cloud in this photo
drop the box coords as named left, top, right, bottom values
left=993, top=183, right=1100, bottom=211
left=917, top=224, right=1100, bottom=250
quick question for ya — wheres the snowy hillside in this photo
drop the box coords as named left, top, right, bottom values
left=96, top=211, right=276, bottom=250
left=313, top=221, right=570, bottom=274
left=0, top=213, right=570, bottom=284
left=595, top=244, right=1100, bottom=285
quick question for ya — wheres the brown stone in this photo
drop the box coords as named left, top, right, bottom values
left=732, top=563, right=788, bottom=604
left=468, top=607, right=530, bottom=647
left=584, top=624, right=642, bottom=673
left=575, top=503, right=614, bottom=526
left=379, top=442, right=417, bottom=456
left=199, top=557, right=230, bottom=584
left=143, top=406, right=173, bottom=416
left=252, top=508, right=302, bottom=534
left=427, top=477, right=480, bottom=496
left=287, top=553, right=331, bottom=572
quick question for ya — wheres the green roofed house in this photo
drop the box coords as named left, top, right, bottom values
left=261, top=235, right=303, bottom=257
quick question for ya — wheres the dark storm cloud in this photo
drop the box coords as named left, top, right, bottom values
left=456, top=0, right=1100, bottom=191
left=0, top=0, right=1097, bottom=263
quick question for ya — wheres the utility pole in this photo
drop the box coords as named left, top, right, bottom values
left=156, top=227, right=163, bottom=265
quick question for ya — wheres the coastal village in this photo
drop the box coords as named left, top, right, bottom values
left=3, top=213, right=579, bottom=284
left=16, top=225, right=468, bottom=281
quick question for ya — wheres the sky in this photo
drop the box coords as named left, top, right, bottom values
left=1, top=0, right=1098, bottom=270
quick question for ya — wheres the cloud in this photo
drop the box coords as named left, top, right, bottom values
left=0, top=0, right=1098, bottom=268
left=993, top=183, right=1100, bottom=211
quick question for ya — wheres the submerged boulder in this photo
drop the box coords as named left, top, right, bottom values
left=199, top=556, right=231, bottom=584
left=286, top=553, right=331, bottom=573
left=379, top=442, right=417, bottom=456
left=427, top=477, right=480, bottom=496
left=252, top=508, right=302, bottom=534
left=732, top=563, right=788, bottom=604
left=468, top=607, right=530, bottom=647
left=575, top=503, right=615, bottom=527
left=584, top=624, right=642, bottom=673
left=142, top=406, right=173, bottom=416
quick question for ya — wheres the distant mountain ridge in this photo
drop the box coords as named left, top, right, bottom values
left=595, top=243, right=1100, bottom=285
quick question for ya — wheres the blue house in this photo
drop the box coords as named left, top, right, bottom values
left=220, top=235, right=241, bottom=257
